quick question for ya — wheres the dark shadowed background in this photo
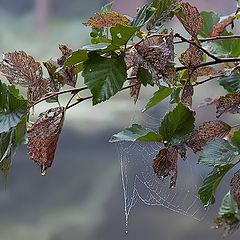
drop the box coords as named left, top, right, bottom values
left=0, top=1, right=239, bottom=240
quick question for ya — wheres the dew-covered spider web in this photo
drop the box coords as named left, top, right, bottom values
left=117, top=100, right=207, bottom=233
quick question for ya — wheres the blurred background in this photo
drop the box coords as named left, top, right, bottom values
left=0, top=0, right=239, bottom=240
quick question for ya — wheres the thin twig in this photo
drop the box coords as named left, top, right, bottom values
left=193, top=74, right=224, bottom=86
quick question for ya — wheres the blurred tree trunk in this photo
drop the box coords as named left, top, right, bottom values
left=35, top=0, right=51, bottom=32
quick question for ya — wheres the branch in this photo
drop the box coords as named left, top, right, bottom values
left=193, top=74, right=224, bottom=86
left=174, top=35, right=240, bottom=43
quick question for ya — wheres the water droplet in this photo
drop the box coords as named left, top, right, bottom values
left=40, top=165, right=46, bottom=176
left=234, top=151, right=239, bottom=156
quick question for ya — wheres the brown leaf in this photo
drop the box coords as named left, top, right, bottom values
left=230, top=170, right=240, bottom=205
left=180, top=44, right=203, bottom=68
left=27, top=107, right=65, bottom=174
left=216, top=93, right=240, bottom=118
left=176, top=2, right=203, bottom=36
left=192, top=67, right=219, bottom=78
left=181, top=81, right=193, bottom=108
left=186, top=121, right=231, bottom=153
left=83, top=11, right=130, bottom=28
left=152, top=146, right=178, bottom=188
left=210, top=16, right=235, bottom=37
left=0, top=51, right=43, bottom=87
left=126, top=32, right=175, bottom=84
left=57, top=44, right=72, bottom=66
left=129, top=67, right=141, bottom=103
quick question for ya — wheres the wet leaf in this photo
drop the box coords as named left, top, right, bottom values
left=176, top=2, right=203, bottom=36
left=186, top=121, right=231, bottom=153
left=198, top=138, right=238, bottom=167
left=216, top=93, right=240, bottom=118
left=110, top=124, right=163, bottom=142
left=159, top=102, right=195, bottom=144
left=198, top=164, right=234, bottom=206
left=152, top=146, right=178, bottom=188
left=82, top=52, right=127, bottom=105
left=27, top=107, right=65, bottom=174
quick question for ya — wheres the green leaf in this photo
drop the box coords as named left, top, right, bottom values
left=110, top=124, right=162, bottom=142
left=159, top=102, right=195, bottom=143
left=0, top=82, right=28, bottom=133
left=147, top=0, right=178, bottom=31
left=91, top=37, right=112, bottom=44
left=199, top=139, right=238, bottom=167
left=64, top=50, right=88, bottom=67
left=199, top=11, right=220, bottom=37
left=82, top=52, right=127, bottom=105
left=136, top=67, right=153, bottom=87
left=198, top=164, right=234, bottom=207
left=219, top=192, right=238, bottom=217
left=143, top=86, right=173, bottom=112
left=110, top=24, right=140, bottom=48
left=231, top=130, right=240, bottom=149
left=219, top=74, right=240, bottom=93
left=131, top=4, right=156, bottom=26
left=170, top=86, right=181, bottom=104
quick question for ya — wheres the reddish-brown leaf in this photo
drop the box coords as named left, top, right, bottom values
left=210, top=16, right=235, bottom=37
left=216, top=93, right=240, bottom=118
left=83, top=11, right=130, bottom=28
left=192, top=66, right=219, bottom=78
left=176, top=2, right=203, bottom=36
left=186, top=121, right=231, bottom=153
left=0, top=51, right=43, bottom=86
left=128, top=67, right=141, bottom=103
left=57, top=44, right=72, bottom=66
left=152, top=146, right=178, bottom=188
left=27, top=107, right=65, bottom=174
left=230, top=170, right=240, bottom=205
left=179, top=44, right=203, bottom=68
left=181, top=81, right=194, bottom=108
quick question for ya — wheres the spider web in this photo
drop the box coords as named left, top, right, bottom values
left=117, top=101, right=207, bottom=233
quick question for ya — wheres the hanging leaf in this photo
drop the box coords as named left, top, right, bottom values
left=210, top=16, right=235, bottom=37
left=192, top=66, right=219, bottom=78
left=143, top=86, right=173, bottom=112
left=198, top=138, right=238, bottom=167
left=219, top=74, right=240, bottom=93
left=198, top=164, right=234, bottom=207
left=159, top=102, right=195, bottom=144
left=136, top=67, right=153, bottom=87
left=181, top=81, right=193, bottom=108
left=64, top=50, right=88, bottom=67
left=176, top=2, right=203, bottom=36
left=152, top=146, right=178, bottom=188
left=230, top=170, right=240, bottom=205
left=128, top=68, right=141, bottom=103
left=216, top=93, right=240, bottom=118
left=219, top=192, right=238, bottom=216
left=179, top=44, right=203, bottom=68
left=147, top=0, right=179, bottom=31
left=186, top=121, right=231, bottom=153
left=27, top=107, right=65, bottom=174
left=82, top=52, right=127, bottom=105
left=110, top=124, right=162, bottom=142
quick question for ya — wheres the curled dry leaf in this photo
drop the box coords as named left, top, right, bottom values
left=27, top=107, right=65, bottom=174
left=125, top=32, right=175, bottom=84
left=83, top=11, right=130, bottom=28
left=129, top=68, right=141, bottom=103
left=216, top=93, right=240, bottom=118
left=210, top=16, right=235, bottom=37
left=181, top=81, right=193, bottom=108
left=192, top=67, right=219, bottom=78
left=230, top=170, right=240, bottom=205
left=180, top=44, right=203, bottom=68
left=0, top=51, right=43, bottom=87
left=176, top=2, right=203, bottom=36
left=186, top=120, right=231, bottom=153
left=152, top=146, right=178, bottom=188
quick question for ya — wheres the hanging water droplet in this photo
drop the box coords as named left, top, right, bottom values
left=40, top=165, right=46, bottom=176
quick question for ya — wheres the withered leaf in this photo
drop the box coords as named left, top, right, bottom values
left=192, top=66, right=219, bottom=78
left=125, top=32, right=175, bottom=85
left=216, top=93, right=240, bottom=118
left=186, top=121, right=231, bottom=153
left=0, top=51, right=43, bottom=87
left=181, top=81, right=193, bottom=108
left=83, top=11, right=130, bottom=28
left=210, top=16, right=235, bottom=37
left=27, top=107, right=65, bottom=174
left=129, top=67, right=141, bottom=103
left=176, top=2, right=203, bottom=36
left=179, top=44, right=203, bottom=68
left=152, top=146, right=178, bottom=188
left=230, top=170, right=240, bottom=205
